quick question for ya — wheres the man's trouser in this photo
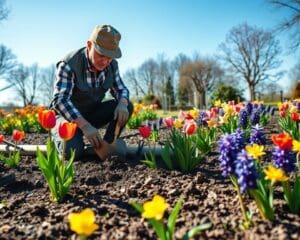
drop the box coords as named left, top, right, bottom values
left=51, top=99, right=133, bottom=159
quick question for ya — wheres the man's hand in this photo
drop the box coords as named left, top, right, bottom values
left=114, top=101, right=129, bottom=127
left=81, top=123, right=102, bottom=148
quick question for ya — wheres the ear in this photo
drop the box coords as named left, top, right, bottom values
left=86, top=40, right=92, bottom=50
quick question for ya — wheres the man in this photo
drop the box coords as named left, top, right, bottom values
left=50, top=24, right=133, bottom=160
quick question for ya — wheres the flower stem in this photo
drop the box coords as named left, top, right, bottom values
left=236, top=184, right=251, bottom=227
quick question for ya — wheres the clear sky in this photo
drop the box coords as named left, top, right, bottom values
left=0, top=0, right=298, bottom=103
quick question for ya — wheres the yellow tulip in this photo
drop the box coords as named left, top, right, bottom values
left=68, top=208, right=99, bottom=237
left=292, top=140, right=300, bottom=152
left=142, top=195, right=169, bottom=220
left=173, top=119, right=182, bottom=129
left=264, top=165, right=289, bottom=184
left=214, top=99, right=222, bottom=107
left=245, top=144, right=266, bottom=160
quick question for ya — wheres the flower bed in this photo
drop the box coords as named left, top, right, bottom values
left=1, top=113, right=300, bottom=239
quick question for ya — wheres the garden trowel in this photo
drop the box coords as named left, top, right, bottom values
left=94, top=124, right=127, bottom=160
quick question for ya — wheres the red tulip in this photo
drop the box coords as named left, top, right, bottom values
left=58, top=122, right=77, bottom=141
left=163, top=117, right=174, bottom=128
left=280, top=110, right=286, bottom=117
left=183, top=120, right=197, bottom=135
left=38, top=110, right=56, bottom=130
left=12, top=130, right=25, bottom=142
left=0, top=134, right=5, bottom=143
left=271, top=133, right=293, bottom=150
left=139, top=125, right=151, bottom=139
left=291, top=112, right=299, bottom=122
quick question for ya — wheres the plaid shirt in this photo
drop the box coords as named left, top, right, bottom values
left=51, top=49, right=129, bottom=121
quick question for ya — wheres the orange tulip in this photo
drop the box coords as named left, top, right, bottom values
left=38, top=110, right=56, bottom=130
left=58, top=122, right=77, bottom=141
left=271, top=133, right=293, bottom=150
left=12, top=130, right=25, bottom=142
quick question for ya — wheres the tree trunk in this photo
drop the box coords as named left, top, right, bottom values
left=249, top=84, right=255, bottom=101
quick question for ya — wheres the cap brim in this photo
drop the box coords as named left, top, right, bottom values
left=94, top=43, right=122, bottom=59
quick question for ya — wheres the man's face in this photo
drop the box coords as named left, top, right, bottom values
left=87, top=41, right=112, bottom=72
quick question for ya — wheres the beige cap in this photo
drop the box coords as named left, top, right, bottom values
left=90, top=24, right=122, bottom=59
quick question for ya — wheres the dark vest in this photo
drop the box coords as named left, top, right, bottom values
left=56, top=47, right=117, bottom=113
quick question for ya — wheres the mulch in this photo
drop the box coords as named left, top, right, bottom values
left=0, top=114, right=300, bottom=240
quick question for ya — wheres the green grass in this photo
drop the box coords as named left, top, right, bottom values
left=155, top=109, right=180, bottom=118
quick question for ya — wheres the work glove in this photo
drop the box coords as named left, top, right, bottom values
left=81, top=123, right=102, bottom=148
left=114, top=101, right=129, bottom=127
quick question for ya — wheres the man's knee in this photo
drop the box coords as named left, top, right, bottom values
left=127, top=101, right=134, bottom=117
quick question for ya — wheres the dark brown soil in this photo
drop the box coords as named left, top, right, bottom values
left=0, top=115, right=300, bottom=240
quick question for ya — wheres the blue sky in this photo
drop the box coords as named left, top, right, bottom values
left=0, top=0, right=298, bottom=103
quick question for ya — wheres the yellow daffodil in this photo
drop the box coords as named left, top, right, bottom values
left=292, top=140, right=300, bottom=152
left=264, top=165, right=289, bottom=183
left=173, top=119, right=182, bottom=129
left=290, top=105, right=298, bottom=113
left=219, top=114, right=228, bottom=124
left=68, top=208, right=99, bottom=237
left=207, top=119, right=217, bottom=128
left=189, top=108, right=199, bottom=119
left=142, top=195, right=169, bottom=220
left=245, top=144, right=266, bottom=160
left=214, top=99, right=222, bottom=107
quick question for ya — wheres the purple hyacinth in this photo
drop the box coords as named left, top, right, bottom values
left=233, top=128, right=246, bottom=149
left=239, top=109, right=248, bottom=128
left=246, top=102, right=253, bottom=115
left=235, top=150, right=258, bottom=193
left=218, top=134, right=238, bottom=177
left=269, top=107, right=276, bottom=116
left=197, top=111, right=208, bottom=127
left=250, top=109, right=260, bottom=125
left=272, top=147, right=296, bottom=173
left=250, top=124, right=266, bottom=145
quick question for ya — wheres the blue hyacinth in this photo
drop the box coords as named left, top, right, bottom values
left=197, top=111, right=208, bottom=127
left=235, top=150, right=258, bottom=193
left=239, top=109, right=248, bottom=128
left=233, top=128, right=246, bottom=150
left=246, top=102, right=253, bottom=115
left=250, top=124, right=266, bottom=145
left=250, top=109, right=260, bottom=125
left=218, top=134, right=238, bottom=177
left=272, top=147, right=296, bottom=174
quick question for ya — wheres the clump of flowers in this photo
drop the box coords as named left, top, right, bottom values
left=272, top=133, right=296, bottom=173
left=131, top=195, right=211, bottom=240
left=0, top=130, right=25, bottom=167
left=36, top=109, right=77, bottom=202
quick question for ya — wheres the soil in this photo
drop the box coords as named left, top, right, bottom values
left=0, top=114, right=300, bottom=240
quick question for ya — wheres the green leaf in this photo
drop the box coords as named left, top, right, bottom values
left=181, top=222, right=212, bottom=240
left=167, top=196, right=183, bottom=238
left=160, top=145, right=173, bottom=170
left=131, top=202, right=143, bottom=213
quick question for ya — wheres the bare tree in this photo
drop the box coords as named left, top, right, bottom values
left=219, top=23, right=283, bottom=101
left=123, top=68, right=146, bottom=98
left=38, top=64, right=55, bottom=106
left=0, top=0, right=9, bottom=22
left=180, top=58, right=223, bottom=108
left=155, top=54, right=173, bottom=108
left=289, top=59, right=300, bottom=84
left=269, top=0, right=300, bottom=51
left=8, top=64, right=40, bottom=106
left=0, top=45, right=17, bottom=80
left=137, top=58, right=158, bottom=96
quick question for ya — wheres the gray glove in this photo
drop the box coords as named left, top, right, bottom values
left=114, top=102, right=129, bottom=127
left=81, top=123, right=102, bottom=148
